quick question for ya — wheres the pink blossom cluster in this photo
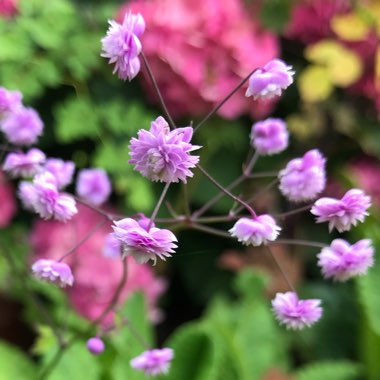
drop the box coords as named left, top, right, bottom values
left=117, top=0, right=279, bottom=120
left=31, top=205, right=167, bottom=326
left=0, top=0, right=18, bottom=18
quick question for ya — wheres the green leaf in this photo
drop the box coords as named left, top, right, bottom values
left=0, top=341, right=37, bottom=380
left=296, top=361, right=360, bottom=380
left=259, top=0, right=293, bottom=33
left=55, top=97, right=101, bottom=143
left=42, top=343, right=101, bottom=380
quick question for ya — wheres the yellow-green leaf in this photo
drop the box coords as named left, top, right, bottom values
left=331, top=13, right=371, bottom=41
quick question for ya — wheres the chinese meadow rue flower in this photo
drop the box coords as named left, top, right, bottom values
left=250, top=118, right=289, bottom=155
left=86, top=337, right=105, bottom=355
left=31, top=205, right=167, bottom=327
left=112, top=217, right=177, bottom=264
left=101, top=12, right=145, bottom=81
left=311, top=189, right=371, bottom=232
left=129, top=116, right=200, bottom=183
left=3, top=148, right=46, bottom=178
left=119, top=0, right=278, bottom=119
left=19, top=172, right=77, bottom=222
left=272, top=291, right=322, bottom=329
left=103, top=233, right=122, bottom=259
left=76, top=168, right=111, bottom=206
left=31, top=259, right=74, bottom=287
left=317, top=239, right=374, bottom=281
left=246, top=59, right=295, bottom=100
left=0, top=87, right=22, bottom=115
left=279, top=149, right=326, bottom=202
left=1, top=106, right=43, bottom=145
left=229, top=214, right=281, bottom=246
left=44, top=158, right=75, bottom=189
left=131, top=348, right=174, bottom=376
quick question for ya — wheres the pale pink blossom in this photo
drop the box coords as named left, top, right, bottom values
left=131, top=348, right=174, bottom=376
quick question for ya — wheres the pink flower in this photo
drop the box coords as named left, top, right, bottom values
left=3, top=148, right=46, bottom=178
left=112, top=217, right=177, bottom=265
left=118, top=0, right=278, bottom=119
left=245, top=59, right=294, bottom=100
left=86, top=337, right=105, bottom=355
left=1, top=106, right=43, bottom=146
left=0, top=0, right=18, bottom=18
left=31, top=205, right=167, bottom=326
left=317, top=239, right=374, bottom=281
left=0, top=87, right=22, bottom=115
left=229, top=214, right=281, bottom=246
left=279, top=149, right=326, bottom=202
left=250, top=118, right=288, bottom=155
left=44, top=158, right=75, bottom=189
left=76, top=168, right=111, bottom=206
left=0, top=170, right=17, bottom=227
left=31, top=259, right=74, bottom=287
left=311, top=189, right=371, bottom=232
left=131, top=348, right=174, bottom=376
left=272, top=291, right=322, bottom=330
left=18, top=172, right=77, bottom=222
left=129, top=116, right=200, bottom=183
left=101, top=12, right=145, bottom=81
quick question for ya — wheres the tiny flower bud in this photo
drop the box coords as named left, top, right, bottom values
left=86, top=337, right=105, bottom=355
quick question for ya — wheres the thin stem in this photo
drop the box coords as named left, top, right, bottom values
left=74, top=196, right=116, bottom=221
left=148, top=182, right=171, bottom=230
left=196, top=164, right=256, bottom=218
left=232, top=178, right=279, bottom=215
left=58, top=217, right=109, bottom=262
left=247, top=171, right=279, bottom=179
left=123, top=317, right=151, bottom=350
left=265, top=245, right=296, bottom=293
left=193, top=152, right=260, bottom=218
left=274, top=239, right=327, bottom=249
left=194, top=214, right=241, bottom=223
left=194, top=68, right=258, bottom=132
left=93, top=257, right=128, bottom=325
left=190, top=223, right=233, bottom=239
left=140, top=51, right=176, bottom=129
left=274, top=204, right=313, bottom=219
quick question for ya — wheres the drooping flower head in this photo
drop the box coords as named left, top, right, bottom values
left=101, top=12, right=145, bottom=81
left=311, top=189, right=371, bottom=232
left=317, top=239, right=374, bottom=281
left=31, top=259, right=74, bottom=287
left=279, top=149, right=326, bottom=202
left=86, top=337, right=105, bottom=355
left=18, top=172, right=77, bottom=222
left=3, top=148, right=46, bottom=178
left=250, top=118, right=289, bottom=155
left=1, top=106, right=43, bottom=145
left=272, top=291, right=322, bottom=329
left=44, top=158, right=75, bottom=189
left=112, top=218, right=177, bottom=265
left=0, top=87, right=22, bottom=116
left=129, top=116, right=201, bottom=183
left=246, top=59, right=295, bottom=100
left=229, top=214, right=281, bottom=246
left=76, top=168, right=111, bottom=206
left=131, top=348, right=174, bottom=376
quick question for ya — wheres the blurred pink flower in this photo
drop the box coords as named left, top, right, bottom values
left=31, top=205, right=167, bottom=326
left=117, top=0, right=279, bottom=120
left=0, top=0, right=18, bottom=18
left=0, top=171, right=17, bottom=227
left=350, top=159, right=380, bottom=208
left=286, top=0, right=350, bottom=44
